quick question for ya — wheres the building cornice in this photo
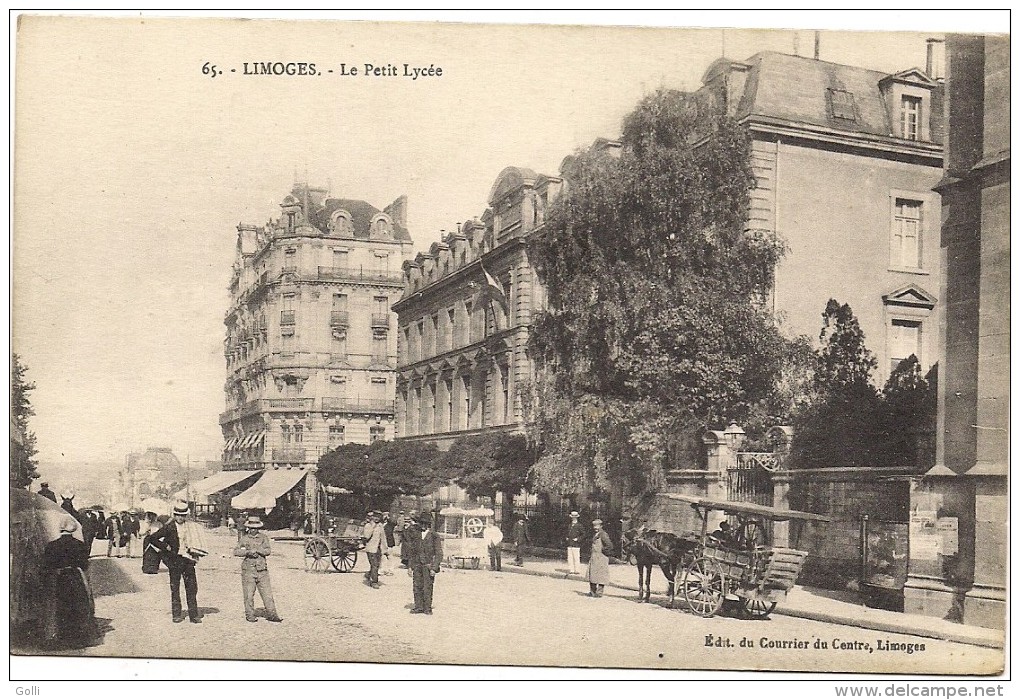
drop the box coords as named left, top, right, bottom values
left=393, top=235, right=530, bottom=312
left=742, top=114, right=944, bottom=164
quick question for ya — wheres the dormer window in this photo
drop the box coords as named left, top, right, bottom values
left=901, top=95, right=921, bottom=141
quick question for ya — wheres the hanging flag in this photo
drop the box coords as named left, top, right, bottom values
left=480, top=265, right=508, bottom=310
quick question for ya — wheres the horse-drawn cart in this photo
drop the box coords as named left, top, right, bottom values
left=665, top=494, right=829, bottom=618
left=303, top=518, right=366, bottom=573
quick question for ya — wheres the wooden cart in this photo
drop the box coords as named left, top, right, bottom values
left=303, top=518, right=366, bottom=573
left=664, top=494, right=829, bottom=619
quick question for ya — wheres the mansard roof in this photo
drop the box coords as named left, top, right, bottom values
left=704, top=51, right=944, bottom=144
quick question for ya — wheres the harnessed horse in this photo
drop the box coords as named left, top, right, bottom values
left=620, top=528, right=700, bottom=602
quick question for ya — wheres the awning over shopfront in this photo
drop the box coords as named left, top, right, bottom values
left=175, top=470, right=260, bottom=501
left=231, top=468, right=308, bottom=510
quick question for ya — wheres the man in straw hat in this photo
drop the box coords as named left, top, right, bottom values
left=149, top=501, right=203, bottom=623
left=566, top=511, right=583, bottom=575
left=233, top=515, right=282, bottom=623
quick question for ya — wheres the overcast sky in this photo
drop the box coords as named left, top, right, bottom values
left=11, top=12, right=1001, bottom=464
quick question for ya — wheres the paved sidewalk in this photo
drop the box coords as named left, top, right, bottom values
left=499, top=555, right=1005, bottom=650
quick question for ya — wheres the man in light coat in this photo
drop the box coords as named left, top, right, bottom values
left=362, top=511, right=387, bottom=588
left=565, top=511, right=583, bottom=575
left=233, top=515, right=282, bottom=623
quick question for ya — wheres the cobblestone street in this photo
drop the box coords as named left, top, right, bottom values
left=37, top=530, right=1000, bottom=674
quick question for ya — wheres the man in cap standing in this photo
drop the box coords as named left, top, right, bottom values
left=233, top=515, right=282, bottom=623
left=511, top=515, right=530, bottom=567
left=408, top=513, right=443, bottom=615
left=566, top=511, right=583, bottom=575
left=149, top=502, right=202, bottom=623
left=362, top=511, right=387, bottom=588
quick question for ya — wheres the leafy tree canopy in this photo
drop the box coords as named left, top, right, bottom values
left=317, top=440, right=451, bottom=500
left=10, top=354, right=39, bottom=487
left=526, top=89, right=789, bottom=491
left=789, top=301, right=934, bottom=470
left=442, top=432, right=535, bottom=499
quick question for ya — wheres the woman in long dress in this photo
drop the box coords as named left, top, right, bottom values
left=42, top=515, right=99, bottom=648
left=586, top=519, right=614, bottom=598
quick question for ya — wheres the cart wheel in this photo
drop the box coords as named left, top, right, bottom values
left=735, top=519, right=767, bottom=550
left=740, top=598, right=778, bottom=619
left=304, top=538, right=331, bottom=573
left=682, top=557, right=726, bottom=618
left=331, top=548, right=357, bottom=573
left=465, top=517, right=485, bottom=536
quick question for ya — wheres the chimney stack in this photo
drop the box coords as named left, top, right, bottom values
left=926, top=38, right=945, bottom=80
left=384, top=195, right=408, bottom=228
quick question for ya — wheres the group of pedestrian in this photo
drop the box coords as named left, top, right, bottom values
left=103, top=510, right=141, bottom=557
left=506, top=510, right=615, bottom=598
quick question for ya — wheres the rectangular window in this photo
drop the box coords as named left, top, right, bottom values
left=281, top=425, right=292, bottom=444
left=892, top=199, right=922, bottom=269
left=889, top=320, right=921, bottom=374
left=370, top=426, right=385, bottom=443
left=445, top=378, right=454, bottom=431
left=416, top=320, right=425, bottom=361
left=464, top=301, right=473, bottom=345
left=462, top=376, right=471, bottom=430
left=431, top=313, right=440, bottom=355
left=901, top=95, right=921, bottom=141
left=293, top=424, right=303, bottom=443
left=432, top=381, right=440, bottom=433
left=283, top=248, right=297, bottom=273
left=416, top=387, right=425, bottom=435
left=372, top=330, right=388, bottom=364
left=502, top=368, right=510, bottom=423
left=447, top=308, right=456, bottom=350
left=328, top=424, right=345, bottom=446
left=333, top=249, right=348, bottom=269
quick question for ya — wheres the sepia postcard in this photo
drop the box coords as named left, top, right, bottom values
left=9, top=11, right=1009, bottom=685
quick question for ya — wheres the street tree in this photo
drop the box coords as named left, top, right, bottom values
left=317, top=440, right=450, bottom=505
left=790, top=300, right=884, bottom=468
left=442, top=432, right=534, bottom=502
left=10, top=354, right=39, bottom=487
left=527, top=89, right=788, bottom=492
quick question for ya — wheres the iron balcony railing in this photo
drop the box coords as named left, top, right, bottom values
left=321, top=397, right=395, bottom=414
left=267, top=398, right=314, bottom=410
left=272, top=447, right=307, bottom=462
left=371, top=313, right=391, bottom=328
left=330, top=310, right=349, bottom=326
left=317, top=267, right=403, bottom=284
left=280, top=310, right=295, bottom=325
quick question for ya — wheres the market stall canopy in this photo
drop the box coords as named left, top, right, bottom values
left=231, top=468, right=308, bottom=510
left=174, top=470, right=260, bottom=501
left=662, top=493, right=830, bottom=522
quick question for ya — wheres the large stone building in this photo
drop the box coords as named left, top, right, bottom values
left=696, top=50, right=945, bottom=378
left=393, top=167, right=562, bottom=449
left=111, top=446, right=184, bottom=507
left=906, top=35, right=1008, bottom=630
left=220, top=184, right=414, bottom=520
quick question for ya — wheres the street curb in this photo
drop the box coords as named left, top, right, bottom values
left=500, top=564, right=1004, bottom=650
